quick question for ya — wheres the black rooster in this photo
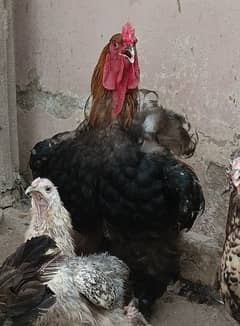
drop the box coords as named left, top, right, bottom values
left=30, top=122, right=204, bottom=317
left=29, top=23, right=204, bottom=318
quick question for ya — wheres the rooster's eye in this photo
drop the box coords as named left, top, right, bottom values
left=113, top=42, right=118, bottom=48
left=45, top=186, right=52, bottom=192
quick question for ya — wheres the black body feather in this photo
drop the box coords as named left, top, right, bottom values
left=30, top=124, right=204, bottom=316
left=0, top=236, right=59, bottom=326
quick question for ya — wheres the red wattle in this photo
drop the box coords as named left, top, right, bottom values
left=102, top=52, right=140, bottom=116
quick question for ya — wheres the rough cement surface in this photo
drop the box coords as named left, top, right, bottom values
left=152, top=294, right=238, bottom=326
left=179, top=231, right=222, bottom=286
left=17, top=76, right=87, bottom=119
left=0, top=0, right=19, bottom=204
left=0, top=7, right=14, bottom=192
left=0, top=206, right=30, bottom=264
left=0, top=189, right=19, bottom=208
left=0, top=206, right=237, bottom=325
left=191, top=158, right=231, bottom=248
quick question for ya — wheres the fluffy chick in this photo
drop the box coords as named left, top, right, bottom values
left=25, top=177, right=149, bottom=326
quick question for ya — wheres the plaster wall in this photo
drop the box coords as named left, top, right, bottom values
left=0, top=0, right=19, bottom=210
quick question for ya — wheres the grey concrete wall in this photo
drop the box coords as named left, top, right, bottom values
left=0, top=0, right=19, bottom=210
left=14, top=0, right=240, bottom=243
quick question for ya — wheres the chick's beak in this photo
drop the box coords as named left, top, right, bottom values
left=25, top=185, right=49, bottom=220
left=25, top=186, right=33, bottom=196
left=25, top=186, right=46, bottom=203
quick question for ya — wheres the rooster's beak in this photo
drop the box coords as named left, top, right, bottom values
left=120, top=44, right=135, bottom=64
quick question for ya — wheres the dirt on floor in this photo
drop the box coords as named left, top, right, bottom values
left=0, top=206, right=238, bottom=326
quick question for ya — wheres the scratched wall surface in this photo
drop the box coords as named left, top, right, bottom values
left=14, top=0, right=240, bottom=242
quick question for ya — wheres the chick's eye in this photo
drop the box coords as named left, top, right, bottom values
left=45, top=186, right=52, bottom=192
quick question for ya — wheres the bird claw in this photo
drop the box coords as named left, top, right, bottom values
left=124, top=299, right=151, bottom=326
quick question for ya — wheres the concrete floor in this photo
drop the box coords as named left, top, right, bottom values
left=0, top=206, right=238, bottom=326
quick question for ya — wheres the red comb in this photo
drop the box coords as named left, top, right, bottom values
left=121, top=22, right=136, bottom=45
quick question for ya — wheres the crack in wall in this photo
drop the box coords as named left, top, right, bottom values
left=177, top=0, right=182, bottom=13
